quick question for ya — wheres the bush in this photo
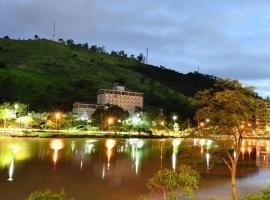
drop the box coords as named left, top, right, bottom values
left=26, top=189, right=74, bottom=200
left=242, top=185, right=270, bottom=200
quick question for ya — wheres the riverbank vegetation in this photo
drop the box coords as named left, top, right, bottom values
left=0, top=101, right=192, bottom=137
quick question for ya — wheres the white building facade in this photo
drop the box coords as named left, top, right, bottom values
left=97, top=86, right=143, bottom=114
left=73, top=86, right=143, bottom=118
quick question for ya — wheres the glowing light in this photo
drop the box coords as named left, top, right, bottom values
left=132, top=116, right=141, bottom=125
left=54, top=112, right=61, bottom=119
left=160, top=121, right=165, bottom=126
left=206, top=118, right=210, bottom=123
left=108, top=118, right=114, bottom=125
left=172, top=115, right=177, bottom=122
left=200, top=122, right=205, bottom=127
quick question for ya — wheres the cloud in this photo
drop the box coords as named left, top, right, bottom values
left=1, top=0, right=270, bottom=96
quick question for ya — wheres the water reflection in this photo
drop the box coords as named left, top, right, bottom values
left=50, top=139, right=64, bottom=165
left=106, top=139, right=116, bottom=169
left=1, top=138, right=270, bottom=199
left=7, top=158, right=14, bottom=181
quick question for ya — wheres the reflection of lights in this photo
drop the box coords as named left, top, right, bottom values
left=85, top=144, right=94, bottom=154
left=205, top=153, right=210, bottom=169
left=233, top=150, right=236, bottom=159
left=50, top=139, right=64, bottom=165
left=102, top=164, right=105, bottom=179
left=7, top=158, right=14, bottom=182
left=50, top=139, right=64, bottom=150
left=10, top=145, right=20, bottom=154
left=172, top=152, right=176, bottom=171
left=241, top=146, right=245, bottom=154
left=193, top=138, right=197, bottom=146
left=135, top=150, right=140, bottom=175
left=200, top=139, right=206, bottom=146
left=127, top=139, right=144, bottom=148
left=106, top=139, right=116, bottom=169
left=85, top=140, right=97, bottom=154
left=71, top=141, right=76, bottom=152
left=106, top=139, right=116, bottom=149
left=80, top=160, right=83, bottom=170
left=206, top=140, right=212, bottom=146
left=172, top=139, right=181, bottom=171
left=172, top=139, right=181, bottom=146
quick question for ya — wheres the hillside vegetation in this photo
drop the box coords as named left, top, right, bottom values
left=0, top=38, right=216, bottom=118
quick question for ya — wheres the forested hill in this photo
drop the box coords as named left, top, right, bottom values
left=0, top=37, right=217, bottom=118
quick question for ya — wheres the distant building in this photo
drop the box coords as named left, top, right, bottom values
left=72, top=103, right=105, bottom=120
left=73, top=85, right=143, bottom=119
left=97, top=85, right=143, bottom=114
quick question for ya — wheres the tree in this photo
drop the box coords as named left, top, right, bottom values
left=92, top=105, right=129, bottom=130
left=194, top=79, right=269, bottom=200
left=147, top=165, right=200, bottom=200
left=0, top=102, right=16, bottom=128
left=4, top=35, right=9, bottom=39
left=66, top=39, right=74, bottom=45
left=90, top=45, right=98, bottom=52
left=137, top=53, right=145, bottom=63
left=58, top=38, right=65, bottom=44
left=34, top=35, right=39, bottom=40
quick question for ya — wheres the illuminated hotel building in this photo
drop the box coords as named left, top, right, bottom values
left=97, top=85, right=143, bottom=114
left=73, top=85, right=143, bottom=118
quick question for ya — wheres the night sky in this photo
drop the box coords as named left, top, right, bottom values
left=1, top=0, right=270, bottom=96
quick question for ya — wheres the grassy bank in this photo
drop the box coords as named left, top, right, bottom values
left=0, top=129, right=177, bottom=139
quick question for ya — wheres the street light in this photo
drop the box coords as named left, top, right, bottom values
left=54, top=112, right=61, bottom=129
left=108, top=117, right=114, bottom=131
left=172, top=115, right=177, bottom=123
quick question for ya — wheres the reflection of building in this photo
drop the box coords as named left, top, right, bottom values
left=73, top=85, right=143, bottom=118
left=97, top=85, right=143, bottom=114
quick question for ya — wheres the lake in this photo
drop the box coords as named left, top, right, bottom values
left=0, top=137, right=269, bottom=200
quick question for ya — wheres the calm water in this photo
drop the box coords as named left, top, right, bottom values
left=0, top=137, right=269, bottom=200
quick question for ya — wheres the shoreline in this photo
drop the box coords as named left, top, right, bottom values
left=0, top=129, right=179, bottom=139
left=1, top=129, right=270, bottom=140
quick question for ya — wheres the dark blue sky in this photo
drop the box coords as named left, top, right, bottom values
left=1, top=0, right=270, bottom=96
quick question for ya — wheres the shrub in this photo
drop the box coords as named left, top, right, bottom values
left=26, top=189, right=74, bottom=200
left=242, top=185, right=270, bottom=200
